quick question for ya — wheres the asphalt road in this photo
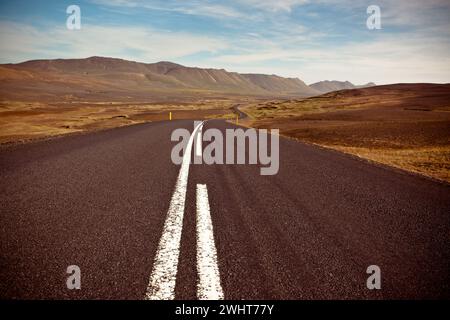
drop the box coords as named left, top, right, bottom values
left=232, top=104, right=248, bottom=120
left=0, top=119, right=449, bottom=299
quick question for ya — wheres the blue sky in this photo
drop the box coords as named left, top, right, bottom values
left=0, top=0, right=449, bottom=84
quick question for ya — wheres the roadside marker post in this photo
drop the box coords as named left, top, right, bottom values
left=170, top=112, right=172, bottom=121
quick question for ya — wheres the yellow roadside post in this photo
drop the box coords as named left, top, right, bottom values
left=169, top=111, right=172, bottom=121
left=236, top=115, right=238, bottom=125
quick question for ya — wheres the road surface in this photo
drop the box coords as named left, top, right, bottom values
left=0, top=119, right=449, bottom=299
left=232, top=104, right=248, bottom=120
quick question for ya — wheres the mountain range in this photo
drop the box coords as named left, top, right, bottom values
left=310, top=80, right=376, bottom=94
left=0, top=56, right=375, bottom=101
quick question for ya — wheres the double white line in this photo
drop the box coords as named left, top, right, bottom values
left=145, top=121, right=223, bottom=300
left=196, top=183, right=223, bottom=300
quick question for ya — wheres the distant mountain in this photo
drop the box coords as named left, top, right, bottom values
left=241, top=73, right=317, bottom=95
left=310, top=80, right=376, bottom=94
left=357, top=82, right=376, bottom=88
left=0, top=56, right=318, bottom=101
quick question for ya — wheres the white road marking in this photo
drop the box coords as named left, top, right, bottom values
left=145, top=121, right=204, bottom=300
left=195, top=122, right=203, bottom=157
left=196, top=184, right=224, bottom=300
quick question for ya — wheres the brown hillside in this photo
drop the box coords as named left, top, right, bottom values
left=0, top=56, right=318, bottom=101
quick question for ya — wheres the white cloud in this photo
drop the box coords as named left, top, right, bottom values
left=210, top=32, right=450, bottom=84
left=92, top=0, right=245, bottom=19
left=175, top=3, right=244, bottom=18
left=91, top=0, right=313, bottom=18
left=2, top=19, right=449, bottom=85
left=0, top=22, right=228, bottom=63
left=236, top=0, right=309, bottom=12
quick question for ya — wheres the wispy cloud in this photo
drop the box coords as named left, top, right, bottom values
left=91, top=0, right=309, bottom=15
left=237, top=0, right=309, bottom=13
left=221, top=39, right=449, bottom=84
left=92, top=0, right=246, bottom=19
left=0, top=21, right=228, bottom=63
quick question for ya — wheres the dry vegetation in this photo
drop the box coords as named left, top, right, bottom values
left=0, top=99, right=239, bottom=144
left=241, top=84, right=450, bottom=182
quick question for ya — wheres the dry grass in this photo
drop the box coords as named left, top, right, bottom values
left=241, top=84, right=450, bottom=183
left=0, top=99, right=240, bottom=144
left=330, top=146, right=450, bottom=182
